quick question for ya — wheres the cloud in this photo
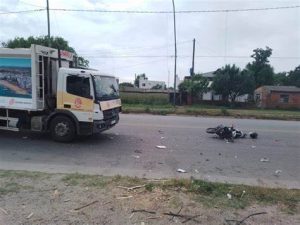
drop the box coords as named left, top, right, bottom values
left=0, top=0, right=299, bottom=84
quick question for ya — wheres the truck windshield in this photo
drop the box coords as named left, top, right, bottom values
left=93, top=75, right=119, bottom=101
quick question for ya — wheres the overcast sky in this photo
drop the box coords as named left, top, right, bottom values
left=0, top=0, right=299, bottom=85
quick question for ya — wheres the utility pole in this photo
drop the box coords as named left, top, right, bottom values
left=191, top=38, right=195, bottom=76
left=46, top=0, right=51, bottom=47
left=172, top=0, right=177, bottom=106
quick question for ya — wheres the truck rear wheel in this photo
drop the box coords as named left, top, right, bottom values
left=50, top=116, right=76, bottom=142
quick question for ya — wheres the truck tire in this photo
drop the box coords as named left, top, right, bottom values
left=50, top=116, right=76, bottom=142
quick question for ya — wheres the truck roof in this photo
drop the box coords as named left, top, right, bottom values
left=59, top=67, right=115, bottom=78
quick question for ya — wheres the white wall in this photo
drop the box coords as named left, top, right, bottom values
left=139, top=77, right=165, bottom=89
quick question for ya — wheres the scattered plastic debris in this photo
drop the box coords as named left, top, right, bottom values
left=205, top=159, right=210, bottom=162
left=234, top=155, right=238, bottom=159
left=134, top=149, right=142, bottom=154
left=194, top=169, right=199, bottom=173
left=132, top=155, right=140, bottom=159
left=156, top=145, right=166, bottom=149
left=240, top=190, right=246, bottom=198
left=274, top=170, right=282, bottom=176
left=218, top=153, right=222, bottom=156
left=22, top=136, right=28, bottom=139
left=177, top=169, right=187, bottom=173
left=260, top=157, right=270, bottom=162
left=251, top=145, right=256, bottom=149
left=26, top=212, right=34, bottom=219
left=227, top=193, right=232, bottom=199
left=161, top=137, right=165, bottom=139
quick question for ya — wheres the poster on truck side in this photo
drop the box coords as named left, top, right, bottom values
left=0, top=57, right=33, bottom=109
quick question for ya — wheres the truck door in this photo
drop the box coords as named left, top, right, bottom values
left=61, top=74, right=94, bottom=122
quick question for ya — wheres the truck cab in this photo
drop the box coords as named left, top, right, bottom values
left=0, top=44, right=121, bottom=142
left=51, top=68, right=121, bottom=141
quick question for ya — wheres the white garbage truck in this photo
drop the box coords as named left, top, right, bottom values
left=0, top=44, right=121, bottom=142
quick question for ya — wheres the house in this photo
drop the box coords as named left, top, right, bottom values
left=254, top=86, right=300, bottom=109
left=201, top=71, right=248, bottom=102
left=139, top=76, right=165, bottom=90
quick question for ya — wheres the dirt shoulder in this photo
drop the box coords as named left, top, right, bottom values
left=122, top=104, right=300, bottom=121
left=0, top=170, right=299, bottom=225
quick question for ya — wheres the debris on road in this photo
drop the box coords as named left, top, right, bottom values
left=156, top=145, right=166, bottom=149
left=194, top=169, right=199, bottom=173
left=234, top=156, right=238, bottom=159
left=26, top=212, right=34, bottom=219
left=134, top=149, right=142, bottom=154
left=249, top=132, right=258, bottom=139
left=132, top=155, right=140, bottom=159
left=274, top=170, right=282, bottom=176
left=260, top=158, right=270, bottom=162
left=177, top=169, right=187, bottom=173
left=251, top=145, right=256, bottom=149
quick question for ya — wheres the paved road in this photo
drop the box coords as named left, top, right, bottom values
left=0, top=114, right=299, bottom=188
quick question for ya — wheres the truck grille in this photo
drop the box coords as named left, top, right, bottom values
left=103, top=108, right=119, bottom=120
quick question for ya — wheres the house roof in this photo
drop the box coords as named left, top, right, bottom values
left=201, top=71, right=216, bottom=78
left=261, top=86, right=300, bottom=93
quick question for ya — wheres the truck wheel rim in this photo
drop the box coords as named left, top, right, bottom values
left=55, top=122, right=69, bottom=137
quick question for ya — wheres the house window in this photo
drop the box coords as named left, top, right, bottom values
left=279, top=94, right=289, bottom=103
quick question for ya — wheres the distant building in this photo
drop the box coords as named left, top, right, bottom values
left=254, top=86, right=300, bottom=109
left=139, top=77, right=165, bottom=90
left=201, top=71, right=248, bottom=102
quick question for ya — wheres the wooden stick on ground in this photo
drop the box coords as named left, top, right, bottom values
left=225, top=212, right=267, bottom=225
left=73, top=200, right=99, bottom=211
left=131, top=209, right=156, bottom=214
left=163, top=212, right=201, bottom=223
left=0, top=207, right=8, bottom=215
left=117, top=185, right=146, bottom=191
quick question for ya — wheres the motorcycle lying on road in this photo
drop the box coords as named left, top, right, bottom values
left=206, top=125, right=257, bottom=142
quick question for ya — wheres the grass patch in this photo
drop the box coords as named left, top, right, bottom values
left=160, top=179, right=300, bottom=213
left=0, top=170, right=47, bottom=179
left=123, top=103, right=300, bottom=120
left=0, top=182, right=33, bottom=196
left=62, top=173, right=108, bottom=187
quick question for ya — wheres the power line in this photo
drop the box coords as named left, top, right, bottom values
left=0, top=8, right=45, bottom=15
left=50, top=5, right=300, bottom=13
left=1, top=5, right=299, bottom=15
left=81, top=55, right=300, bottom=59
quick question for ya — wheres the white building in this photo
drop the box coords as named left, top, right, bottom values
left=201, top=71, right=248, bottom=102
left=139, top=77, right=165, bottom=90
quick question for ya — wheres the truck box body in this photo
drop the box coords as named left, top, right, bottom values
left=0, top=45, right=73, bottom=111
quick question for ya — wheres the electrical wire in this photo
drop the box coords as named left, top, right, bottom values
left=1, top=5, right=299, bottom=15
left=49, top=5, right=300, bottom=13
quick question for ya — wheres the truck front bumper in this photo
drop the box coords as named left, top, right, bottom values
left=93, top=115, right=119, bottom=133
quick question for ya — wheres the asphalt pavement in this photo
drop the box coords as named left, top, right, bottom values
left=0, top=114, right=299, bottom=188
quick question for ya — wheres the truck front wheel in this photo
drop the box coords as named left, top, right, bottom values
left=50, top=116, right=76, bottom=142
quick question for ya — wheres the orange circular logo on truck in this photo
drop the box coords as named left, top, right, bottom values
left=74, top=98, right=82, bottom=108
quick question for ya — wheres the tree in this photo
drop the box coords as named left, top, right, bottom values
left=178, top=74, right=209, bottom=97
left=274, top=72, right=289, bottom=86
left=151, top=84, right=163, bottom=90
left=119, top=82, right=134, bottom=88
left=134, top=73, right=147, bottom=87
left=212, top=64, right=255, bottom=104
left=245, top=46, right=274, bottom=88
left=1, top=36, right=89, bottom=67
left=288, top=65, right=300, bottom=87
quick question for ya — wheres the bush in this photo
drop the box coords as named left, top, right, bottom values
left=120, top=92, right=169, bottom=105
